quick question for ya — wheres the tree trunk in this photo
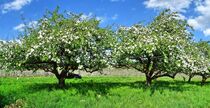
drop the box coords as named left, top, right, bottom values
left=53, top=71, right=66, bottom=88
left=188, top=77, right=191, bottom=82
left=188, top=74, right=193, bottom=83
left=146, top=74, right=152, bottom=86
left=58, top=77, right=65, bottom=88
left=201, top=76, right=207, bottom=85
left=57, top=68, right=69, bottom=88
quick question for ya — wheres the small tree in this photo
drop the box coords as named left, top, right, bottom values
left=184, top=41, right=210, bottom=84
left=1, top=9, right=114, bottom=87
left=113, top=10, right=193, bottom=86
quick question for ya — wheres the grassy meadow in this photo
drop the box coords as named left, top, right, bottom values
left=0, top=76, right=210, bottom=108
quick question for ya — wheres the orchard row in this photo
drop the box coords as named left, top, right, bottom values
left=0, top=8, right=209, bottom=87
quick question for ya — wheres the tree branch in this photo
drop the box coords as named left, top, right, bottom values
left=152, top=72, right=178, bottom=80
left=84, top=67, right=100, bottom=73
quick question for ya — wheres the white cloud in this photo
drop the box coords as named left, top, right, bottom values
left=96, top=14, right=118, bottom=23
left=0, top=39, right=6, bottom=43
left=175, top=14, right=186, bottom=20
left=194, top=0, right=203, bottom=6
left=96, top=16, right=107, bottom=23
left=144, top=0, right=192, bottom=12
left=81, top=12, right=107, bottom=23
left=28, top=21, right=38, bottom=27
left=1, top=0, right=32, bottom=14
left=144, top=0, right=210, bottom=37
left=187, top=0, right=210, bottom=36
left=14, top=21, right=38, bottom=32
left=111, top=14, right=118, bottom=20
left=204, top=28, right=210, bottom=36
left=188, top=19, right=200, bottom=29
left=110, top=0, right=125, bottom=2
left=81, top=13, right=93, bottom=20
left=14, top=23, right=25, bottom=32
left=80, top=13, right=118, bottom=24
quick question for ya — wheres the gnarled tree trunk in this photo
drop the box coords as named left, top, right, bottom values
left=53, top=69, right=68, bottom=88
left=58, top=77, right=66, bottom=88
left=201, top=75, right=207, bottom=85
left=145, top=74, right=152, bottom=86
left=188, top=74, right=194, bottom=83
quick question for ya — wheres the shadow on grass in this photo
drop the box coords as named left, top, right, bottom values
left=25, top=80, right=210, bottom=96
left=1, top=79, right=210, bottom=107
left=0, top=94, right=5, bottom=108
left=148, top=80, right=210, bottom=95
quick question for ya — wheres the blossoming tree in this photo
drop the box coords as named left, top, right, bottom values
left=113, top=10, right=194, bottom=86
left=184, top=41, right=210, bottom=84
left=0, top=9, right=114, bottom=87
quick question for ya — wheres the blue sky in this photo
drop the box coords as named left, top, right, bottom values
left=0, top=0, right=209, bottom=41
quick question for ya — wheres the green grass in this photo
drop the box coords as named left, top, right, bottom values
left=0, top=76, right=210, bottom=108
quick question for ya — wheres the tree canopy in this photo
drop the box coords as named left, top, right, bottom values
left=0, top=8, right=114, bottom=87
left=113, top=10, right=209, bottom=86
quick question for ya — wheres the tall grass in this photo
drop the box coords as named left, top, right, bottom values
left=0, top=76, right=210, bottom=108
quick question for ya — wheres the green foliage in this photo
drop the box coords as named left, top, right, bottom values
left=112, top=9, right=209, bottom=85
left=21, top=9, right=113, bottom=72
left=1, top=77, right=210, bottom=108
left=184, top=41, right=210, bottom=83
left=0, top=8, right=115, bottom=87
